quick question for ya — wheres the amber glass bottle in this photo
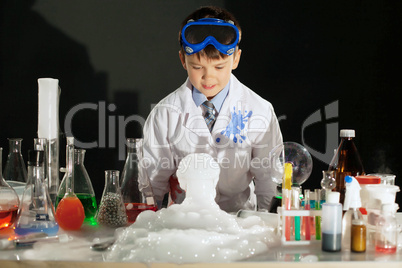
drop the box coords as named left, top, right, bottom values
left=329, top=129, right=364, bottom=204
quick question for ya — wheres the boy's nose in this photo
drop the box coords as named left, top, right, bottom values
left=202, top=68, right=213, bottom=79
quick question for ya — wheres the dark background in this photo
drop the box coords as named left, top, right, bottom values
left=1, top=1, right=401, bottom=208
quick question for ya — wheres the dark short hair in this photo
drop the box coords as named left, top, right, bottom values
left=179, top=6, right=241, bottom=59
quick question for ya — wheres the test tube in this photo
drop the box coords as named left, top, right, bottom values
left=292, top=188, right=301, bottom=241
left=304, top=189, right=311, bottom=240
left=315, top=189, right=322, bottom=240
left=283, top=188, right=291, bottom=241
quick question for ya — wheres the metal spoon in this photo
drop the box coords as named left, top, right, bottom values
left=90, top=240, right=115, bottom=251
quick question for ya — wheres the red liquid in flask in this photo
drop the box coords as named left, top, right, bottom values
left=56, top=196, right=85, bottom=230
left=125, top=203, right=157, bottom=223
left=0, top=207, right=18, bottom=230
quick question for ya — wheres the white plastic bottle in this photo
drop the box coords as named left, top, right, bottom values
left=375, top=203, right=398, bottom=253
left=341, top=175, right=366, bottom=252
left=322, top=192, right=342, bottom=252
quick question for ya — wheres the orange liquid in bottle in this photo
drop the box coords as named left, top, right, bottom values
left=56, top=196, right=85, bottom=230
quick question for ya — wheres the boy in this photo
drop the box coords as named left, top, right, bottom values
left=142, top=6, right=283, bottom=212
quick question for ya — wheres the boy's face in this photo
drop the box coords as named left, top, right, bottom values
left=179, top=50, right=241, bottom=100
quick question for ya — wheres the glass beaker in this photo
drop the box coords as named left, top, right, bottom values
left=0, top=147, right=20, bottom=230
left=3, top=138, right=28, bottom=183
left=96, top=170, right=127, bottom=227
left=121, top=138, right=157, bottom=223
left=14, top=150, right=59, bottom=236
left=55, top=137, right=85, bottom=230
left=56, top=149, right=97, bottom=225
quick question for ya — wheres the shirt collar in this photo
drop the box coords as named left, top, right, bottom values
left=192, top=82, right=230, bottom=112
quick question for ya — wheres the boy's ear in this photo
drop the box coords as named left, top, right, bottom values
left=232, top=49, right=242, bottom=70
left=179, top=51, right=187, bottom=70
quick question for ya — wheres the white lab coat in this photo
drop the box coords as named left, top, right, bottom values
left=142, top=74, right=283, bottom=212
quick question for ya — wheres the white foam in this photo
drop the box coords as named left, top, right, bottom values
left=106, top=154, right=278, bottom=263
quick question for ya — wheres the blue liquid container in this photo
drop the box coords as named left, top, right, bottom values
left=14, top=150, right=59, bottom=236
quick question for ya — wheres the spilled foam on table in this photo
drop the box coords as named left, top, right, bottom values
left=106, top=153, right=278, bottom=263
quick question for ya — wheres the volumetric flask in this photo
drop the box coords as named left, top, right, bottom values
left=3, top=138, right=28, bottom=183
left=56, top=149, right=97, bottom=225
left=121, top=138, right=157, bottom=223
left=0, top=147, right=20, bottom=230
left=14, top=150, right=59, bottom=236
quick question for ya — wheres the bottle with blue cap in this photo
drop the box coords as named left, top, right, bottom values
left=341, top=175, right=366, bottom=252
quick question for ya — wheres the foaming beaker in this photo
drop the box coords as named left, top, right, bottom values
left=14, top=150, right=59, bottom=236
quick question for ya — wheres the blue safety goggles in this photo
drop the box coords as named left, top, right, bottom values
left=181, top=18, right=240, bottom=56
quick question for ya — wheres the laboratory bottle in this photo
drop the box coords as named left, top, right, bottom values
left=0, top=147, right=20, bottom=230
left=3, top=138, right=28, bottom=183
left=56, top=149, right=97, bottom=225
left=55, top=137, right=85, bottom=230
left=321, top=192, right=342, bottom=252
left=121, top=138, right=157, bottom=223
left=96, top=170, right=127, bottom=227
left=375, top=203, right=398, bottom=253
left=342, top=175, right=366, bottom=252
left=14, top=150, right=59, bottom=236
left=328, top=129, right=364, bottom=205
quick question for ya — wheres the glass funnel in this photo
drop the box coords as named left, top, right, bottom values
left=14, top=150, right=59, bottom=236
left=3, top=138, right=28, bottom=183
left=96, top=170, right=127, bottom=227
left=56, top=149, right=97, bottom=225
left=0, top=147, right=20, bottom=230
left=121, top=138, right=157, bottom=223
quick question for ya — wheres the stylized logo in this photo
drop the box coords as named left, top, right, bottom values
left=301, top=100, right=339, bottom=164
left=217, top=106, right=252, bottom=143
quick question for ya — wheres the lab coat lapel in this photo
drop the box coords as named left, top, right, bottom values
left=180, top=79, right=211, bottom=138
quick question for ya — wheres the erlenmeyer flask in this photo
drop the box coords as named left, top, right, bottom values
left=121, top=138, right=157, bottom=223
left=0, top=147, right=20, bottom=230
left=96, top=170, right=127, bottom=227
left=3, top=138, right=28, bottom=183
left=14, top=150, right=59, bottom=236
left=56, top=149, right=97, bottom=225
left=55, top=137, right=85, bottom=230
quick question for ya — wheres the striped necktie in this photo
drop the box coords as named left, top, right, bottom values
left=202, top=101, right=216, bottom=132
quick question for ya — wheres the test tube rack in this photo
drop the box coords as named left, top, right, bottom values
left=277, top=206, right=322, bottom=246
